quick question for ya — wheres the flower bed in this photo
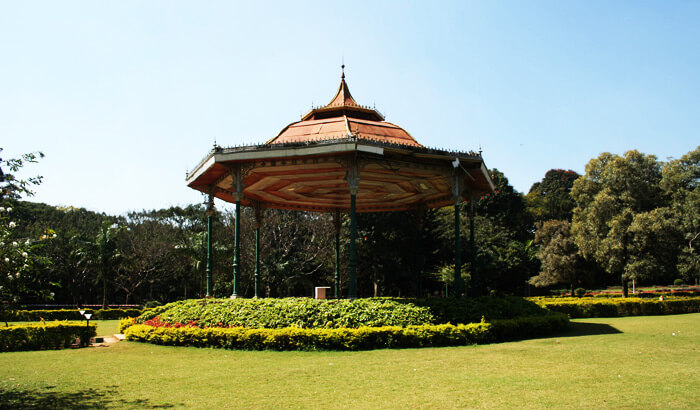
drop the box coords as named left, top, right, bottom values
left=121, top=297, right=568, bottom=351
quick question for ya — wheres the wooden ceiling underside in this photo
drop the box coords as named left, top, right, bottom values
left=208, top=160, right=459, bottom=212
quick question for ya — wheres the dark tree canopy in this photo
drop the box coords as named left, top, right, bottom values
left=526, top=169, right=580, bottom=222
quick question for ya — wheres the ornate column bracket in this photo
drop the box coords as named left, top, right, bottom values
left=451, top=167, right=465, bottom=205
left=227, top=165, right=249, bottom=202
left=344, top=161, right=361, bottom=195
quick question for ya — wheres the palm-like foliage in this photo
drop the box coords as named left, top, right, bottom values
left=71, top=221, right=124, bottom=308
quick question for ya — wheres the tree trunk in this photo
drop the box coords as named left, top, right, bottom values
left=102, top=279, right=107, bottom=309
left=621, top=275, right=629, bottom=298
left=570, top=283, right=575, bottom=297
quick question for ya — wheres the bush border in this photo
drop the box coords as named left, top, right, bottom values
left=0, top=321, right=97, bottom=352
left=124, top=313, right=569, bottom=351
left=1, top=308, right=143, bottom=322
left=530, top=297, right=700, bottom=318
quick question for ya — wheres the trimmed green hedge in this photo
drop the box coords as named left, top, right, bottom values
left=0, top=308, right=143, bottom=322
left=529, top=297, right=700, bottom=318
left=407, top=296, right=551, bottom=324
left=0, top=321, right=97, bottom=352
left=125, top=313, right=569, bottom=351
left=136, top=296, right=552, bottom=329
left=137, top=298, right=436, bottom=329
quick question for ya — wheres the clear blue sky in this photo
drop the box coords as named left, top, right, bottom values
left=2, top=1, right=698, bottom=215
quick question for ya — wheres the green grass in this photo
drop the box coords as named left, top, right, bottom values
left=1, top=314, right=698, bottom=409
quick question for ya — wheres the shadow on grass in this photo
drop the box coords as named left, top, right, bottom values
left=552, top=321, right=623, bottom=339
left=0, top=386, right=176, bottom=409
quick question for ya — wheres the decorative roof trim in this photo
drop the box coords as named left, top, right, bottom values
left=186, top=136, right=484, bottom=184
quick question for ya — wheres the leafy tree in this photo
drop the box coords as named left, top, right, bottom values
left=571, top=150, right=666, bottom=297
left=430, top=169, right=537, bottom=296
left=8, top=201, right=117, bottom=304
left=0, top=149, right=53, bottom=318
left=476, top=168, right=532, bottom=241
left=228, top=208, right=334, bottom=298
left=626, top=207, right=680, bottom=284
left=0, top=149, right=44, bottom=201
left=72, top=221, right=125, bottom=308
left=661, top=146, right=700, bottom=284
left=526, top=169, right=580, bottom=222
left=529, top=220, right=587, bottom=296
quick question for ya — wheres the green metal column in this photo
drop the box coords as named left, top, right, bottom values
left=415, top=208, right=424, bottom=297
left=206, top=210, right=213, bottom=297
left=254, top=225, right=260, bottom=298
left=348, top=193, right=358, bottom=299
left=231, top=199, right=240, bottom=298
left=469, top=200, right=477, bottom=297
left=253, top=205, right=263, bottom=298
left=454, top=201, right=463, bottom=297
left=333, top=210, right=341, bottom=298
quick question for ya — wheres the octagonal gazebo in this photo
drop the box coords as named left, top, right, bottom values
left=186, top=68, right=494, bottom=298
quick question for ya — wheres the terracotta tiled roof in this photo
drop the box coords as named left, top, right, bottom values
left=327, top=77, right=361, bottom=108
left=267, top=75, right=423, bottom=147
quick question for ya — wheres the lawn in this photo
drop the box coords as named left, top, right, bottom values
left=1, top=314, right=698, bottom=409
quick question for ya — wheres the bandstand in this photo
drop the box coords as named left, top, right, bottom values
left=186, top=68, right=494, bottom=298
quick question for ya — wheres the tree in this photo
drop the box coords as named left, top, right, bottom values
left=571, top=150, right=666, bottom=297
left=72, top=221, right=125, bottom=308
left=529, top=220, right=587, bottom=295
left=8, top=201, right=117, bottom=305
left=661, top=146, right=700, bottom=284
left=430, top=169, right=537, bottom=296
left=526, top=169, right=580, bottom=222
left=0, top=149, right=53, bottom=319
left=476, top=169, right=532, bottom=241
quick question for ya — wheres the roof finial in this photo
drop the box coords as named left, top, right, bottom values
left=341, top=61, right=345, bottom=80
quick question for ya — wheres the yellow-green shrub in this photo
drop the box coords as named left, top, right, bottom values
left=529, top=297, right=700, bottom=318
left=0, top=321, right=96, bottom=352
left=124, top=313, right=568, bottom=351
left=119, top=318, right=136, bottom=333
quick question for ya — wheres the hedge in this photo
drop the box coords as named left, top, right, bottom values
left=529, top=297, right=700, bottom=318
left=135, top=296, right=553, bottom=330
left=0, top=308, right=143, bottom=322
left=0, top=321, right=97, bottom=352
left=124, top=313, right=569, bottom=351
left=408, top=296, right=551, bottom=324
left=137, top=298, right=436, bottom=329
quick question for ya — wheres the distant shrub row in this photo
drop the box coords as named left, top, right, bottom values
left=0, top=321, right=97, bottom=352
left=124, top=313, right=569, bottom=351
left=529, top=297, right=700, bottom=318
left=0, top=308, right=143, bottom=322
